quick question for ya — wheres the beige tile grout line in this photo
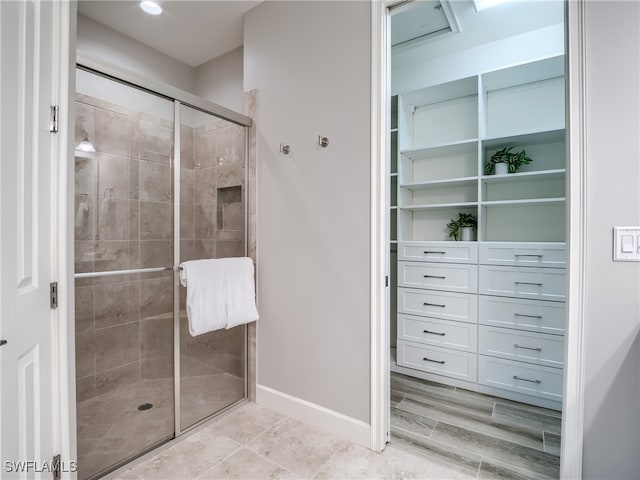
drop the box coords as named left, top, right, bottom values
left=308, top=438, right=350, bottom=480
left=192, top=444, right=244, bottom=480
left=195, top=409, right=295, bottom=480
left=209, top=416, right=298, bottom=479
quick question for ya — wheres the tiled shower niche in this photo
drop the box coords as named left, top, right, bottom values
left=74, top=91, right=247, bottom=479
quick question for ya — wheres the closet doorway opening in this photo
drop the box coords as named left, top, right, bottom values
left=73, top=63, right=251, bottom=480
left=379, top=0, right=572, bottom=478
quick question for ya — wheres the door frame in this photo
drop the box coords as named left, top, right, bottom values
left=53, top=1, right=76, bottom=477
left=369, top=1, right=587, bottom=478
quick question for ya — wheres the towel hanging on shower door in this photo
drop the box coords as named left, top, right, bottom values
left=179, top=257, right=259, bottom=336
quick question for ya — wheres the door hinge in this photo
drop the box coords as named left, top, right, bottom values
left=50, top=282, right=58, bottom=309
left=385, top=275, right=389, bottom=287
left=52, top=454, right=61, bottom=480
left=49, top=105, right=59, bottom=133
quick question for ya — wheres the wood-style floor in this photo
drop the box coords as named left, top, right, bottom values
left=389, top=372, right=561, bottom=480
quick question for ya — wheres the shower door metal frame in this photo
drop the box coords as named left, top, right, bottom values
left=74, top=58, right=253, bottom=462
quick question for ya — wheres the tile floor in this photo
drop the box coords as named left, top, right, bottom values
left=107, top=402, right=441, bottom=480
left=101, top=373, right=561, bottom=480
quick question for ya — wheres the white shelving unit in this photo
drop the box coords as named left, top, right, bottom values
left=389, top=96, right=399, bottom=349
left=392, top=55, right=566, bottom=410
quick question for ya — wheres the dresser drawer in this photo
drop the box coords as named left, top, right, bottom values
left=479, top=296, right=565, bottom=335
left=398, top=314, right=477, bottom=353
left=478, top=356, right=563, bottom=402
left=397, top=340, right=477, bottom=382
left=479, top=326, right=563, bottom=368
left=479, top=243, right=566, bottom=268
left=479, top=266, right=565, bottom=302
left=398, top=288, right=477, bottom=324
left=398, top=261, right=478, bottom=293
left=399, top=241, right=478, bottom=264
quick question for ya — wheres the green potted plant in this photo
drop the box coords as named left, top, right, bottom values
left=484, top=146, right=532, bottom=175
left=446, top=212, right=477, bottom=241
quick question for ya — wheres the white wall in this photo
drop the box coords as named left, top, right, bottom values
left=393, top=23, right=564, bottom=95
left=76, top=14, right=196, bottom=93
left=196, top=46, right=244, bottom=112
left=244, top=1, right=372, bottom=425
left=581, top=2, right=640, bottom=478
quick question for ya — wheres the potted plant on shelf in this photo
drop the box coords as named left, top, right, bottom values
left=446, top=212, right=477, bottom=241
left=484, top=146, right=532, bottom=175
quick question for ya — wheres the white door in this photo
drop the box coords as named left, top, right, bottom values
left=1, top=0, right=57, bottom=476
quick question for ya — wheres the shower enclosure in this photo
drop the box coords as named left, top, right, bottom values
left=73, top=65, right=251, bottom=479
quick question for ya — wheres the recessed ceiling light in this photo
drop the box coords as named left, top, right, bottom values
left=140, top=0, right=162, bottom=16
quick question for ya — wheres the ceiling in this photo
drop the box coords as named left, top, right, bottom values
left=391, top=0, right=564, bottom=68
left=77, top=0, right=262, bottom=67
left=391, top=1, right=455, bottom=47
left=78, top=0, right=563, bottom=69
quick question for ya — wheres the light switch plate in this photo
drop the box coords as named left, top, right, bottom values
left=613, top=227, right=640, bottom=261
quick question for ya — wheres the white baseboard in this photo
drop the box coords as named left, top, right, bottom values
left=256, top=384, right=371, bottom=449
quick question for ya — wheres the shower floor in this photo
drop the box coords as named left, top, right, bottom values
left=76, top=372, right=244, bottom=480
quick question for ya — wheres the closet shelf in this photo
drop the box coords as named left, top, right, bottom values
left=481, top=169, right=565, bottom=184
left=482, top=129, right=565, bottom=149
left=481, top=198, right=566, bottom=208
left=400, top=138, right=478, bottom=160
left=400, top=176, right=477, bottom=190
left=399, top=201, right=478, bottom=211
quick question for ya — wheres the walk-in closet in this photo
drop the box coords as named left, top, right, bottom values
left=388, top=1, right=566, bottom=477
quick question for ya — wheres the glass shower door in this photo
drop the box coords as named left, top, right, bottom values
left=178, top=105, right=247, bottom=429
left=74, top=68, right=176, bottom=479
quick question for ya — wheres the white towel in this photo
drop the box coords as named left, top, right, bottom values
left=179, top=257, right=259, bottom=336
left=222, top=257, right=260, bottom=330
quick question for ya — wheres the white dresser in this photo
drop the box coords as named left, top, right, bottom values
left=477, top=242, right=565, bottom=404
left=397, top=241, right=479, bottom=384
left=396, top=241, right=565, bottom=409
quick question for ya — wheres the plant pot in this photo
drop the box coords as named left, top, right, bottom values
left=494, top=163, right=509, bottom=175
left=459, top=226, right=474, bottom=241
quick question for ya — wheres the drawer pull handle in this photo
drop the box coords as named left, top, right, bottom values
left=423, top=330, right=446, bottom=336
left=423, top=302, right=446, bottom=308
left=514, top=343, right=542, bottom=352
left=424, top=275, right=446, bottom=279
left=424, top=251, right=446, bottom=255
left=514, top=281, right=543, bottom=286
left=514, top=254, right=543, bottom=258
left=514, top=313, right=543, bottom=319
left=423, top=357, right=445, bottom=364
left=513, top=375, right=542, bottom=384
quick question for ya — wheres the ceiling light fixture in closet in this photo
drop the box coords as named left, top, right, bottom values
left=140, top=0, right=162, bottom=16
left=473, top=0, right=517, bottom=12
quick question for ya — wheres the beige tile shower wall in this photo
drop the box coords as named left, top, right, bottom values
left=193, top=120, right=246, bottom=261
left=179, top=114, right=247, bottom=382
left=75, top=93, right=252, bottom=403
left=244, top=89, right=258, bottom=401
left=74, top=94, right=175, bottom=401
